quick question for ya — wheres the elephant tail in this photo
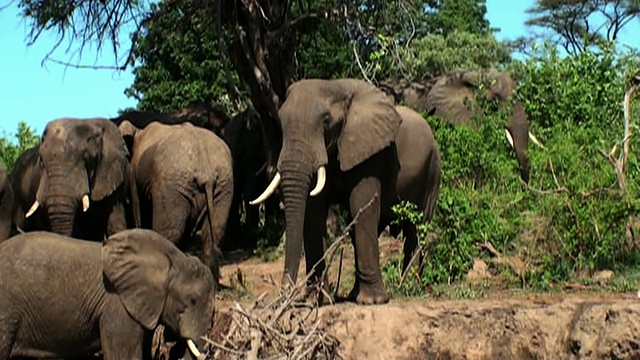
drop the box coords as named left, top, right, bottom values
left=203, top=181, right=223, bottom=284
left=422, top=146, right=442, bottom=222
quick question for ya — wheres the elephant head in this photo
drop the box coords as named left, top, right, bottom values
left=102, top=228, right=216, bottom=357
left=424, top=68, right=535, bottom=183
left=251, top=78, right=402, bottom=283
left=378, top=78, right=437, bottom=110
left=26, top=118, right=128, bottom=236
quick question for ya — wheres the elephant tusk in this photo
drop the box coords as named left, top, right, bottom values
left=82, top=194, right=90, bottom=212
left=529, top=131, right=546, bottom=149
left=186, top=339, right=205, bottom=360
left=309, top=166, right=326, bottom=197
left=249, top=172, right=281, bottom=206
left=25, top=201, right=40, bottom=218
left=504, top=129, right=515, bottom=149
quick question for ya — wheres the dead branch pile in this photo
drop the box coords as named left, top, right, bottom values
left=202, top=278, right=342, bottom=360
left=200, top=196, right=379, bottom=360
left=200, top=197, right=378, bottom=360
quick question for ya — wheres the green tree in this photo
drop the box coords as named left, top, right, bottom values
left=393, top=30, right=512, bottom=80
left=123, top=0, right=243, bottom=114
left=423, top=0, right=493, bottom=35
left=0, top=122, right=40, bottom=172
left=369, top=1, right=508, bottom=81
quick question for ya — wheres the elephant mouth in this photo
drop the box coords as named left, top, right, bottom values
left=249, top=166, right=326, bottom=205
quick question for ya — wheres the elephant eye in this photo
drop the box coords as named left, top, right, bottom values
left=322, top=113, right=332, bottom=127
left=190, top=297, right=197, bottom=306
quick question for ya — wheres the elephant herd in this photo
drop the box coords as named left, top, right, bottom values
left=0, top=69, right=534, bottom=359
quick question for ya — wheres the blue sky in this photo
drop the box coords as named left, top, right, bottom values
left=0, top=0, right=638, bottom=138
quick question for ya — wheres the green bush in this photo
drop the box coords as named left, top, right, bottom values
left=384, top=44, right=640, bottom=295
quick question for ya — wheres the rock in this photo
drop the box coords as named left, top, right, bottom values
left=592, top=270, right=614, bottom=286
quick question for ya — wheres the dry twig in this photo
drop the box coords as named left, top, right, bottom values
left=598, top=77, right=638, bottom=190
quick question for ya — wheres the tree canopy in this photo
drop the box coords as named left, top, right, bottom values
left=524, top=0, right=640, bottom=55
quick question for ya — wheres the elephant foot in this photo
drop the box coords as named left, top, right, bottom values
left=348, top=281, right=390, bottom=305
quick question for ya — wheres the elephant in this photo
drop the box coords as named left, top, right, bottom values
left=9, top=118, right=129, bottom=241
left=221, top=107, right=284, bottom=253
left=380, top=68, right=543, bottom=183
left=250, top=78, right=441, bottom=305
left=0, top=162, right=15, bottom=242
left=0, top=228, right=214, bottom=359
left=118, top=120, right=233, bottom=284
left=111, top=102, right=231, bottom=137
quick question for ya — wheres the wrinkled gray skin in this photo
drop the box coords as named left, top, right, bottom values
left=119, top=121, right=233, bottom=284
left=9, top=118, right=129, bottom=241
left=254, top=79, right=441, bottom=305
left=0, top=163, right=15, bottom=242
left=0, top=229, right=215, bottom=359
left=222, top=108, right=283, bottom=252
left=380, top=69, right=531, bottom=183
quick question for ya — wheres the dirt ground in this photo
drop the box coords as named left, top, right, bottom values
left=212, top=237, right=640, bottom=360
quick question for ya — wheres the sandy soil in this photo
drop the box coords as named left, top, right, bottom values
left=212, top=238, right=640, bottom=360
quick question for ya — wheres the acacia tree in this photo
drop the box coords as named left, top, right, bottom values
left=525, top=0, right=640, bottom=55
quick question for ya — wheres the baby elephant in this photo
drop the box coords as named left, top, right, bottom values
left=0, top=229, right=215, bottom=359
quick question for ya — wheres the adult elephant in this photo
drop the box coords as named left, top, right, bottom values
left=0, top=228, right=214, bottom=359
left=0, top=163, right=15, bottom=242
left=111, top=102, right=231, bottom=136
left=11, top=118, right=129, bottom=241
left=221, top=107, right=283, bottom=252
left=380, top=68, right=543, bottom=183
left=118, top=120, right=233, bottom=283
left=251, top=79, right=441, bottom=305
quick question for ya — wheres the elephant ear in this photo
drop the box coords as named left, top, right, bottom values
left=102, top=229, right=171, bottom=329
left=425, top=72, right=478, bottom=125
left=337, top=85, right=402, bottom=172
left=89, top=119, right=129, bottom=201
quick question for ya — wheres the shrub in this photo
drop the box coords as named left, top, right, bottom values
left=384, top=44, right=640, bottom=295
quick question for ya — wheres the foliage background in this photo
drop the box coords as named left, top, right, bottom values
left=2, top=0, right=640, bottom=296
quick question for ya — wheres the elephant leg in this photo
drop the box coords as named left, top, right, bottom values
left=100, top=303, right=146, bottom=360
left=302, top=196, right=330, bottom=305
left=264, top=196, right=285, bottom=247
left=402, top=221, right=422, bottom=275
left=151, top=190, right=189, bottom=245
left=347, top=177, right=389, bottom=305
left=243, top=196, right=260, bottom=250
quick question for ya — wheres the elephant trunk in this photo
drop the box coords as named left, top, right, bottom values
left=40, top=170, right=89, bottom=237
left=47, top=200, right=76, bottom=236
left=279, top=157, right=313, bottom=285
left=514, top=147, right=530, bottom=184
